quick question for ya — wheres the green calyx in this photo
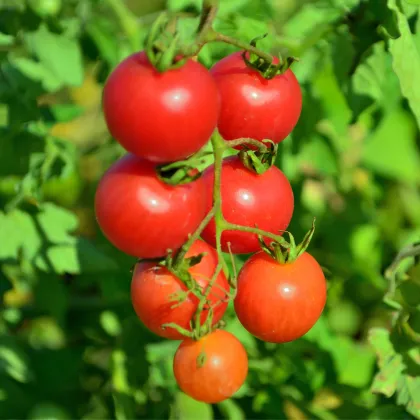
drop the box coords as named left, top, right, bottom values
left=161, top=251, right=206, bottom=295
left=157, top=149, right=213, bottom=185
left=238, top=139, right=278, bottom=175
left=242, top=34, right=298, bottom=80
left=259, top=219, right=316, bottom=264
left=158, top=251, right=225, bottom=340
left=145, top=13, right=188, bottom=72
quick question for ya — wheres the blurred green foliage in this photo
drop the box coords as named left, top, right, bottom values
left=1, top=0, right=420, bottom=418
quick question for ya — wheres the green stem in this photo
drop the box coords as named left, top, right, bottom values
left=211, top=31, right=274, bottom=62
left=193, top=261, right=223, bottom=338
left=211, top=134, right=230, bottom=276
left=184, top=28, right=275, bottom=62
left=173, top=207, right=216, bottom=269
left=223, top=221, right=290, bottom=248
left=197, top=0, right=219, bottom=37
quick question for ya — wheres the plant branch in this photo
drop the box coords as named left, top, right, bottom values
left=222, top=221, right=290, bottom=248
left=197, top=0, right=219, bottom=37
left=211, top=134, right=230, bottom=276
left=173, top=207, right=215, bottom=269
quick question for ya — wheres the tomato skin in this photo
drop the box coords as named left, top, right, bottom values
left=95, top=154, right=206, bottom=258
left=234, top=252, right=326, bottom=343
left=210, top=52, right=302, bottom=144
left=103, top=52, right=220, bottom=163
left=201, top=156, right=294, bottom=254
left=173, top=330, right=248, bottom=403
left=131, top=240, right=229, bottom=340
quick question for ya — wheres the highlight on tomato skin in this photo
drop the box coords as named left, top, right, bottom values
left=210, top=51, right=302, bottom=146
left=102, top=51, right=220, bottom=163
left=131, top=239, right=230, bottom=340
left=201, top=155, right=294, bottom=254
left=173, top=330, right=248, bottom=403
left=94, top=154, right=207, bottom=259
left=234, top=251, right=327, bottom=343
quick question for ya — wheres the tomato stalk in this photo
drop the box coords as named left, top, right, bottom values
left=221, top=221, right=291, bottom=248
left=172, top=207, right=215, bottom=270
left=178, top=0, right=277, bottom=66
left=211, top=133, right=230, bottom=277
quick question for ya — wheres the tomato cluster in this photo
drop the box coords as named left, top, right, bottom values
left=95, top=49, right=326, bottom=404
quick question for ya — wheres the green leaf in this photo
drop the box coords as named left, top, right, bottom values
left=146, top=341, right=178, bottom=391
left=86, top=19, right=120, bottom=66
left=36, top=203, right=78, bottom=244
left=0, top=209, right=41, bottom=261
left=0, top=336, right=33, bottom=383
left=395, top=376, right=420, bottom=418
left=224, top=317, right=258, bottom=357
left=352, top=41, right=401, bottom=111
left=8, top=55, right=62, bottom=92
left=368, top=404, right=410, bottom=420
left=111, top=350, right=136, bottom=420
left=170, top=392, right=213, bottom=420
left=24, top=25, right=84, bottom=88
left=28, top=402, right=71, bottom=420
left=218, top=398, right=246, bottom=420
left=298, top=135, right=338, bottom=176
left=312, top=55, right=352, bottom=148
left=369, top=328, right=405, bottom=397
left=361, top=109, right=420, bottom=183
left=283, top=0, right=361, bottom=47
left=100, top=311, right=122, bottom=337
left=398, top=280, right=420, bottom=309
left=0, top=32, right=14, bottom=46
left=387, top=0, right=420, bottom=129
left=305, top=317, right=376, bottom=387
left=26, top=317, right=66, bottom=350
left=333, top=336, right=376, bottom=388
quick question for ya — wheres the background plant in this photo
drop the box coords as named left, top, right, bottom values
left=1, top=0, right=420, bottom=419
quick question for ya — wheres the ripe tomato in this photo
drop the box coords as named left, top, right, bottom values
left=201, top=156, right=294, bottom=254
left=95, top=154, right=206, bottom=258
left=103, top=52, right=220, bottom=163
left=173, top=330, right=248, bottom=403
left=210, top=52, right=302, bottom=144
left=234, top=252, right=327, bottom=343
left=131, top=240, right=229, bottom=339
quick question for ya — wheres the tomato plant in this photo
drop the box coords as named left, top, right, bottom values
left=201, top=156, right=294, bottom=254
left=234, top=251, right=327, bottom=343
left=131, top=239, right=229, bottom=339
left=173, top=330, right=248, bottom=403
left=102, top=52, right=220, bottom=163
left=5, top=0, right=420, bottom=418
left=94, top=154, right=206, bottom=258
left=210, top=52, right=302, bottom=145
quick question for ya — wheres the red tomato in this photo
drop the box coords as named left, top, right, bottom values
left=234, top=252, right=327, bottom=343
left=201, top=156, right=294, bottom=254
left=210, top=52, right=302, bottom=144
left=95, top=154, right=206, bottom=258
left=131, top=240, right=229, bottom=339
left=173, top=330, right=248, bottom=403
left=103, top=52, right=220, bottom=163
